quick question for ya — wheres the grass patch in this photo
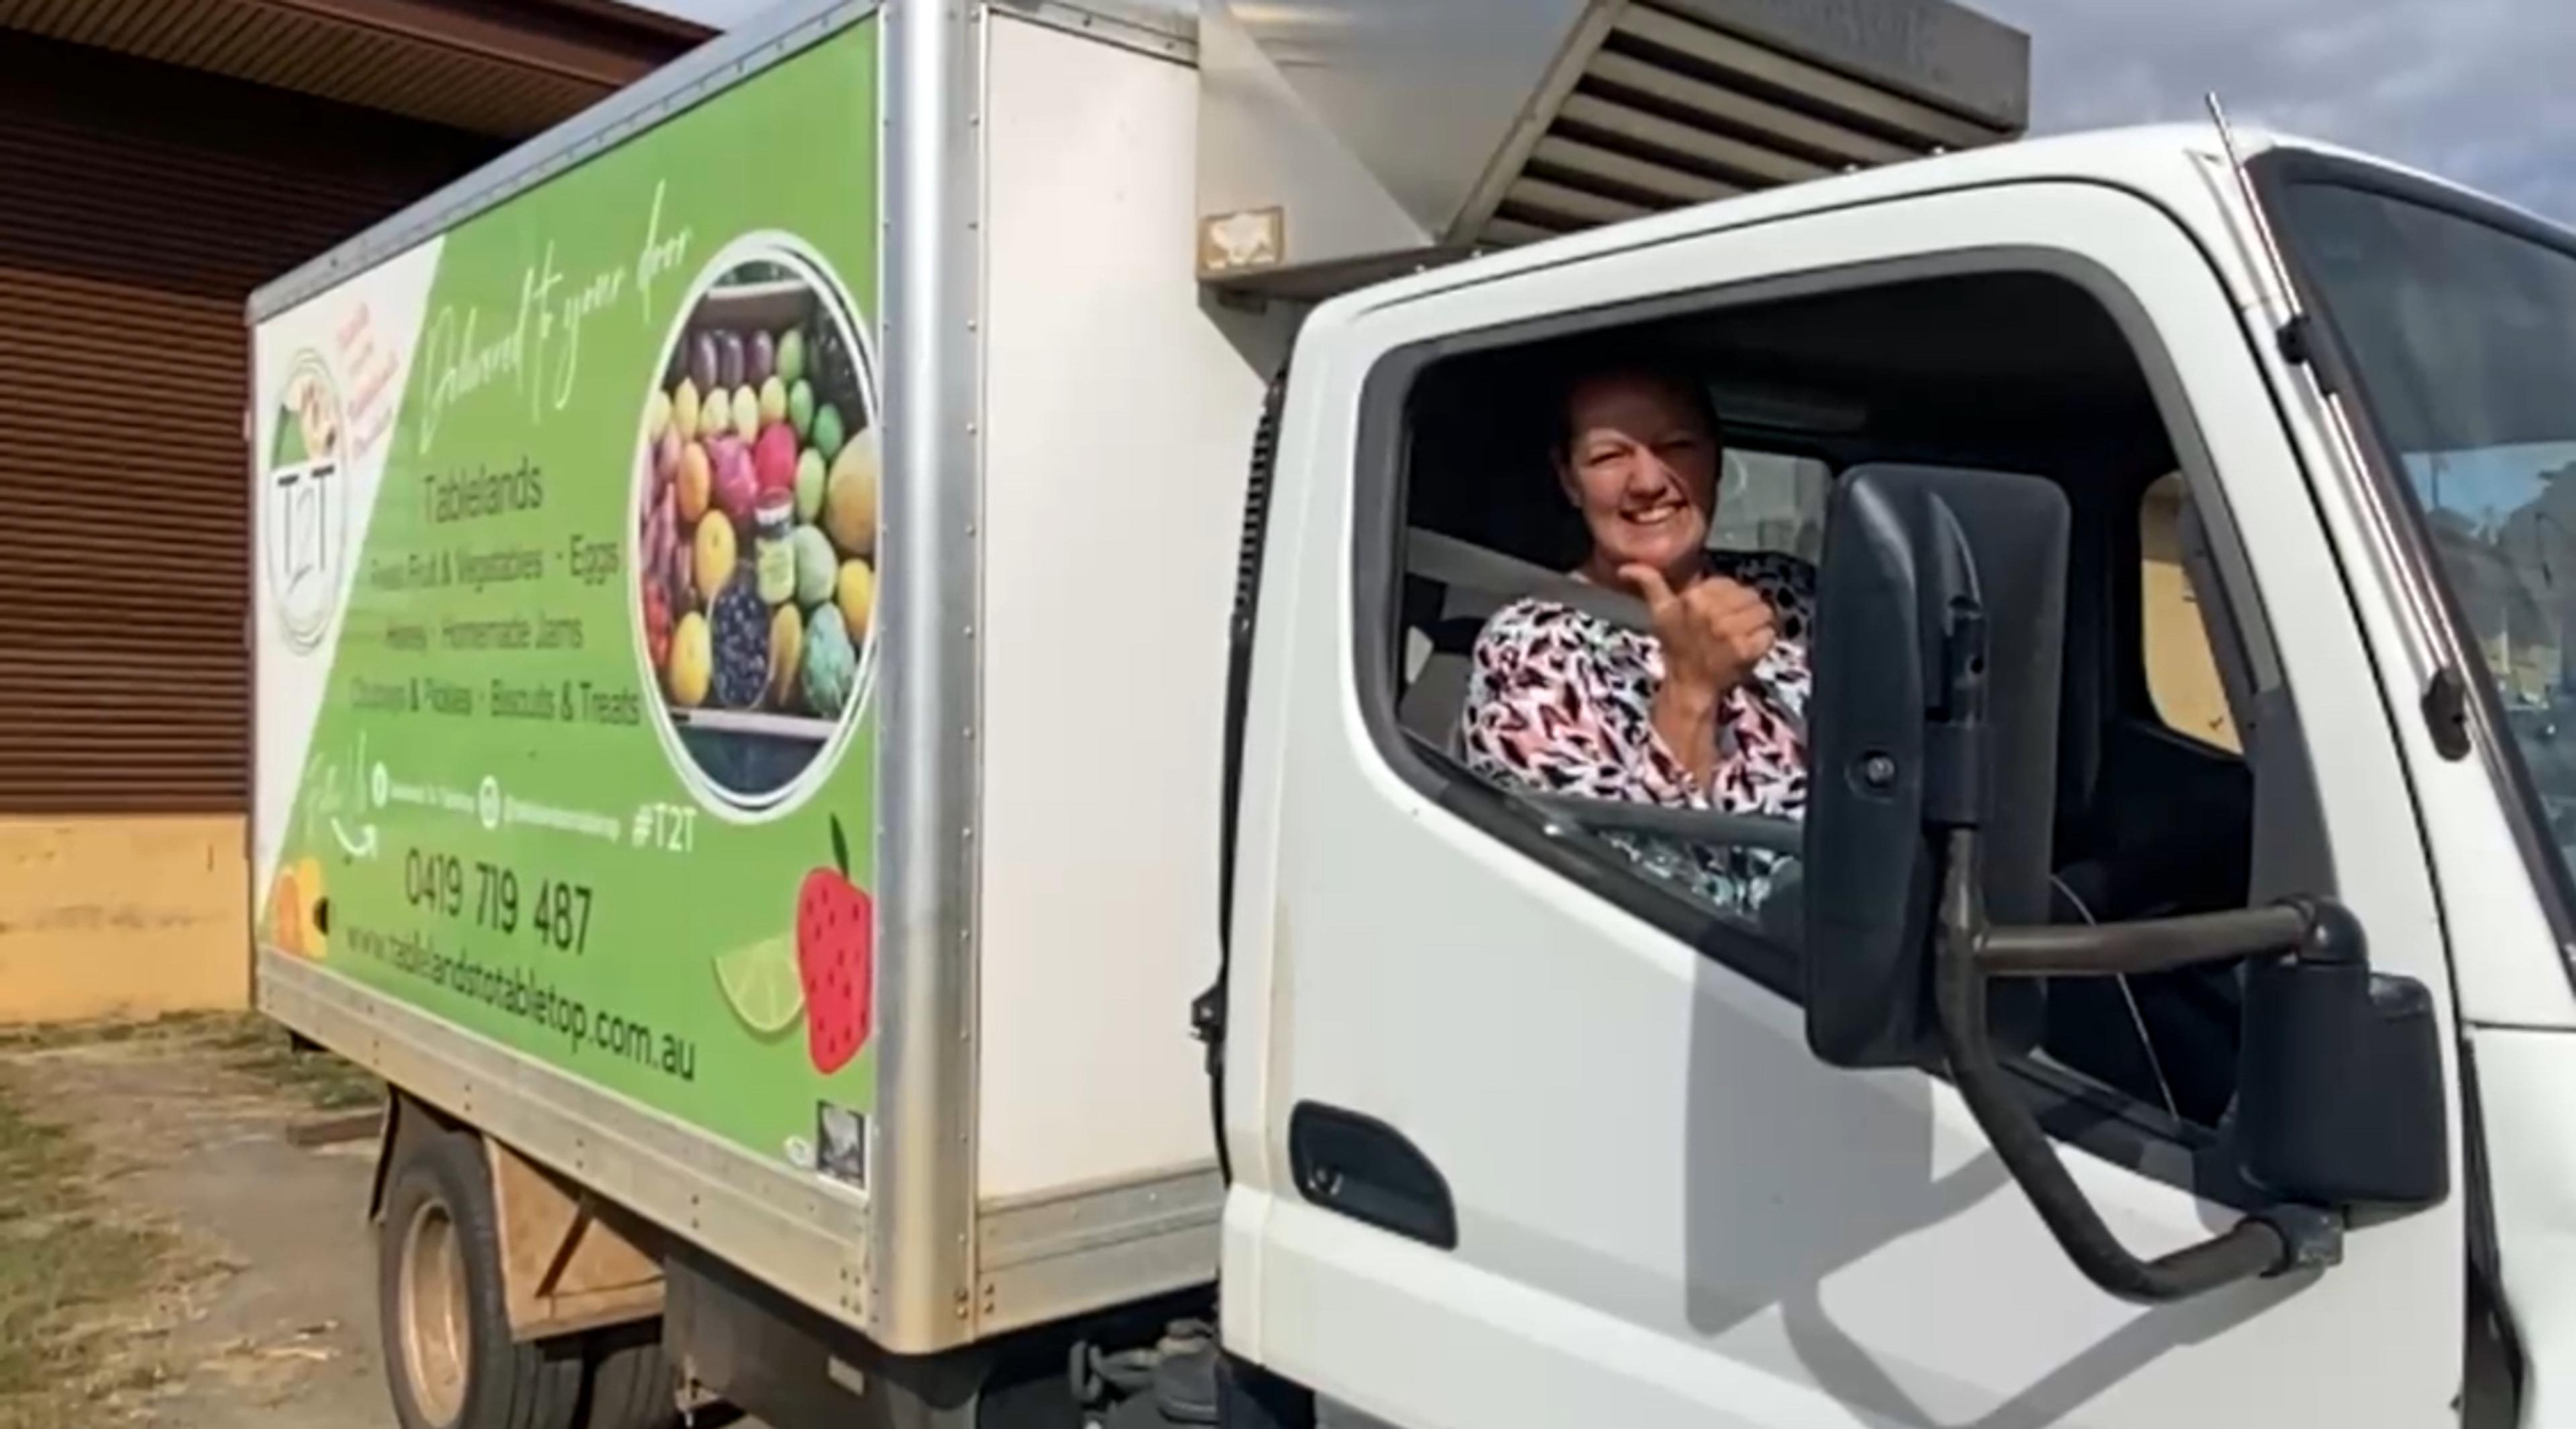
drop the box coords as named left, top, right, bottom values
left=0, top=1011, right=382, bottom=1114
left=0, top=1010, right=234, bottom=1055
left=0, top=1076, right=175, bottom=1429
left=204, top=1016, right=384, bottom=1113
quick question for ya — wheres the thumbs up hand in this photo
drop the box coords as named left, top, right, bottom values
left=1619, top=564, right=1776, bottom=704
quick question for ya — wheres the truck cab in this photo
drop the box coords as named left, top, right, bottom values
left=1214, top=123, right=2573, bottom=1427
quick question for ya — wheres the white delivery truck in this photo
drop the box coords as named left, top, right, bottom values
left=248, top=0, right=2575, bottom=1425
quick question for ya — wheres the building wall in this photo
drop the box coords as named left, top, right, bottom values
left=0, top=33, right=496, bottom=1022
left=0, top=818, right=251, bottom=1021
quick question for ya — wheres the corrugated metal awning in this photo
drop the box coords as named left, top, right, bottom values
left=0, top=0, right=710, bottom=139
left=0, top=25, right=519, bottom=813
left=1196, top=0, right=2028, bottom=293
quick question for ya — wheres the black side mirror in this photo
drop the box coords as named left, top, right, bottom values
left=2239, top=902, right=2449, bottom=1209
left=1803, top=464, right=2069, bottom=1068
left=1801, top=468, right=2447, bottom=1306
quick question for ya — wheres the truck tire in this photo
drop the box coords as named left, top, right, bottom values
left=378, top=1120, right=583, bottom=1429
left=576, top=1323, right=680, bottom=1429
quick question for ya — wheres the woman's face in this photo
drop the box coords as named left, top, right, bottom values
left=1559, top=372, right=1719, bottom=581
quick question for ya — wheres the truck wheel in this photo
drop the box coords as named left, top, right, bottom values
left=576, top=1323, right=680, bottom=1429
left=379, top=1122, right=582, bottom=1429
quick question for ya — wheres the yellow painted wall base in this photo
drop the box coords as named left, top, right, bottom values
left=0, top=816, right=248, bottom=1024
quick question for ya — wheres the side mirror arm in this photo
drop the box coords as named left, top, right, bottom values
left=1932, top=830, right=2346, bottom=1304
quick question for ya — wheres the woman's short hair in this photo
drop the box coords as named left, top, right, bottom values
left=1538, top=346, right=1725, bottom=461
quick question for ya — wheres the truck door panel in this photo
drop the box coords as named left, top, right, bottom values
left=1229, top=183, right=2461, bottom=1426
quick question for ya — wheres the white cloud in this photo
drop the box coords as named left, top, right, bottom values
left=1975, top=0, right=2576, bottom=220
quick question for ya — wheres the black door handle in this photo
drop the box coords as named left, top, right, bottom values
left=1289, top=1102, right=1457, bottom=1251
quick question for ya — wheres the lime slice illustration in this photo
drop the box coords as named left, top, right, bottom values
left=715, top=934, right=805, bottom=1037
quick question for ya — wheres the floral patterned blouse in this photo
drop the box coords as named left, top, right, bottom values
left=1456, top=551, right=1815, bottom=914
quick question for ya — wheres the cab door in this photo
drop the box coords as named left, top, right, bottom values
left=1219, top=179, right=2463, bottom=1426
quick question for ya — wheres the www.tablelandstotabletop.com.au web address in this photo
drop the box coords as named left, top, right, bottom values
left=343, top=922, right=696, bottom=1083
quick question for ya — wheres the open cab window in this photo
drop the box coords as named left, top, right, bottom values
left=1379, top=262, right=2314, bottom=1136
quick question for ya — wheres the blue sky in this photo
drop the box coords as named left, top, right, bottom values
left=2407, top=443, right=2576, bottom=530
left=627, top=0, right=2575, bottom=223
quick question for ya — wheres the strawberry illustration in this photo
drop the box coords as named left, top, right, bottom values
left=796, top=815, right=874, bottom=1075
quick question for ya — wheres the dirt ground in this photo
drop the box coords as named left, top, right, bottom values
left=0, top=1022, right=1281, bottom=1428
left=0, top=1016, right=395, bottom=1429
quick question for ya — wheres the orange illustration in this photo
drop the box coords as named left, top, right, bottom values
left=268, top=857, right=329, bottom=959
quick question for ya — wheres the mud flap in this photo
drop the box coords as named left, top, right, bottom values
left=365, top=1095, right=403, bottom=1225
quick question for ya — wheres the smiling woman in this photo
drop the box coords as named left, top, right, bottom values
left=1454, top=362, right=1815, bottom=916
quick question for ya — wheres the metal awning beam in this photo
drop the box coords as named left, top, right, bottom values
left=247, top=0, right=702, bottom=89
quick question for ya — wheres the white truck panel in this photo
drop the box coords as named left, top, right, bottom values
left=2468, top=1025, right=2576, bottom=1422
left=975, top=12, right=1285, bottom=1203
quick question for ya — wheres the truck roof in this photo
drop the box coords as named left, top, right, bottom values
left=1318, top=120, right=2550, bottom=321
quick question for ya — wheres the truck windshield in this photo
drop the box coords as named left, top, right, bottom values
left=2276, top=176, right=2576, bottom=878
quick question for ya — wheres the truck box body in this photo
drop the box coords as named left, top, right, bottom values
left=252, top=8, right=903, bottom=1337
left=249, top=0, right=2025, bottom=1359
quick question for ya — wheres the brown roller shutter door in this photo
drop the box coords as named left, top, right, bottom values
left=0, top=34, right=492, bottom=813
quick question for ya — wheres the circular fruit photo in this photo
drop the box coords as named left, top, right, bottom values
left=633, top=240, right=877, bottom=815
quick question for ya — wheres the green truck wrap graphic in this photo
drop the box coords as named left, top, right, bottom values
left=254, top=22, right=882, bottom=1185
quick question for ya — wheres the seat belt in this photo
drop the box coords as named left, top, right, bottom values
left=1405, top=528, right=1650, bottom=633
left=1404, top=527, right=1805, bottom=739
